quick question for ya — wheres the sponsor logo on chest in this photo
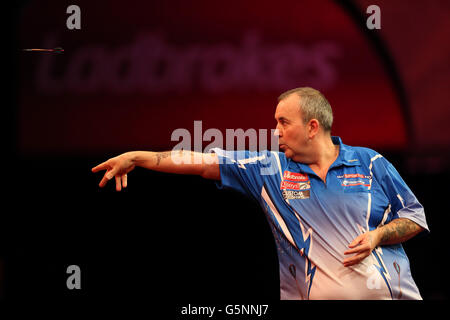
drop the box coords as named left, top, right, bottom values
left=336, top=173, right=371, bottom=188
left=283, top=171, right=309, bottom=182
left=281, top=171, right=311, bottom=199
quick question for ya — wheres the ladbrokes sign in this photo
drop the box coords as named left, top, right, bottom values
left=17, top=0, right=407, bottom=154
left=37, top=31, right=340, bottom=94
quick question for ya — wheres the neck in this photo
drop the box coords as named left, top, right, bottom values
left=315, top=136, right=338, bottom=165
left=294, top=135, right=338, bottom=169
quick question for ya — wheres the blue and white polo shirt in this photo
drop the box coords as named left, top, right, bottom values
left=212, top=136, right=429, bottom=300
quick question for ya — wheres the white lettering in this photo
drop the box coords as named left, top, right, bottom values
left=366, top=5, right=381, bottom=30
left=181, top=304, right=215, bottom=318
left=66, top=265, right=81, bottom=289
left=66, top=5, right=81, bottom=30
left=366, top=264, right=382, bottom=289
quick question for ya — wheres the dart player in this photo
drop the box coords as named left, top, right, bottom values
left=92, top=87, right=428, bottom=300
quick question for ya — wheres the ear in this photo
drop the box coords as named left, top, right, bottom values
left=308, top=119, right=320, bottom=139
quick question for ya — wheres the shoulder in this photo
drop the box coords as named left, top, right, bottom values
left=341, top=144, right=394, bottom=174
left=346, top=144, right=384, bottom=164
left=210, top=148, right=287, bottom=166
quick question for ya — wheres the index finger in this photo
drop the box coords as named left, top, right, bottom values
left=348, top=234, right=364, bottom=248
left=344, top=245, right=365, bottom=255
left=92, top=161, right=109, bottom=173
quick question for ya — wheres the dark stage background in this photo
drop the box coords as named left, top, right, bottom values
left=3, top=0, right=450, bottom=312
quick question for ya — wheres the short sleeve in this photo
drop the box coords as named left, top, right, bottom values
left=211, top=148, right=281, bottom=202
left=372, top=156, right=429, bottom=232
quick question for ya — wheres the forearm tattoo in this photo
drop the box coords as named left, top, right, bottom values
left=379, top=218, right=422, bottom=245
left=155, top=152, right=170, bottom=165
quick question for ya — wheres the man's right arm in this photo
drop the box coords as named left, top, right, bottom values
left=92, top=150, right=220, bottom=191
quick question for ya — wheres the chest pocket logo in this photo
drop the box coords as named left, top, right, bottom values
left=281, top=171, right=311, bottom=199
left=338, top=173, right=371, bottom=193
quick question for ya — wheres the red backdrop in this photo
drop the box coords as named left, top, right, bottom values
left=17, top=0, right=407, bottom=156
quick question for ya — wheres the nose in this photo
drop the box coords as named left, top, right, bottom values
left=274, top=125, right=282, bottom=137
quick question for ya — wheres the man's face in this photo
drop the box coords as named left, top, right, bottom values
left=274, top=94, right=309, bottom=159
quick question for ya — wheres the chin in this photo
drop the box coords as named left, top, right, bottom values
left=283, top=149, right=293, bottom=159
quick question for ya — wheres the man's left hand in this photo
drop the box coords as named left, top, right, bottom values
left=343, top=230, right=381, bottom=267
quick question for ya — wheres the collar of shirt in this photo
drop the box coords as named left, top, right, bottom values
left=291, top=136, right=361, bottom=177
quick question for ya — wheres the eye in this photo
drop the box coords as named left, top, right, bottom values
left=276, top=117, right=289, bottom=126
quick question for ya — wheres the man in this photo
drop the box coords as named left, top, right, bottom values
left=92, top=87, right=428, bottom=300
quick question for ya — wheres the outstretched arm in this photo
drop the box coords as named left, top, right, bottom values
left=92, top=150, right=220, bottom=191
